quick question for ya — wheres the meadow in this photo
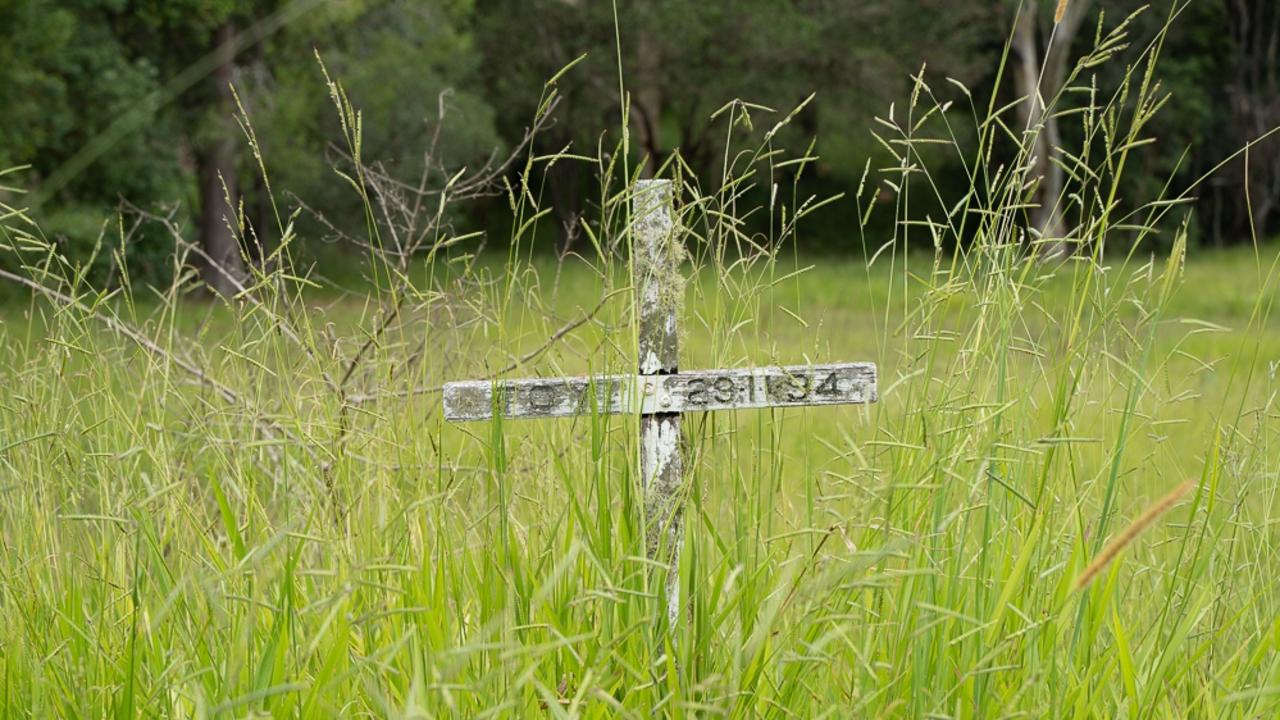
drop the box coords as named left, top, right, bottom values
left=2, top=7, right=1280, bottom=715
left=0, top=233, right=1277, bottom=716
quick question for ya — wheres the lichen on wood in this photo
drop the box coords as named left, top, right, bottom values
left=633, top=179, right=685, bottom=375
left=442, top=363, right=878, bottom=421
left=633, top=178, right=686, bottom=626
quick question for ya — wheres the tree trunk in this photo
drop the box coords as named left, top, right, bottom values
left=633, top=30, right=662, bottom=177
left=548, top=161, right=582, bottom=253
left=1013, top=0, right=1089, bottom=259
left=1225, top=0, right=1280, bottom=240
left=197, top=21, right=244, bottom=297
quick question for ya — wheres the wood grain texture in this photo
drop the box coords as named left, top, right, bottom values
left=441, top=179, right=881, bottom=630
left=442, top=362, right=878, bottom=421
left=634, top=179, right=680, bottom=375
left=634, top=179, right=684, bottom=626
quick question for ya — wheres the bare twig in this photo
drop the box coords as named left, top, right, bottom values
left=119, top=199, right=344, bottom=397
left=345, top=294, right=613, bottom=405
left=0, top=266, right=306, bottom=463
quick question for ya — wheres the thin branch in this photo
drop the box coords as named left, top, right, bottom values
left=345, top=294, right=612, bottom=405
left=0, top=266, right=306, bottom=463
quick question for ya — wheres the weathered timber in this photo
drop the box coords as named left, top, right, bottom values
left=442, top=362, right=878, bottom=421
left=441, top=177, right=880, bottom=632
left=634, top=178, right=685, bottom=628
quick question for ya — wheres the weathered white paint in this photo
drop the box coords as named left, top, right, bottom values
left=441, top=177, right=880, bottom=632
left=634, top=179, right=685, bottom=629
left=442, top=363, right=878, bottom=421
left=634, top=179, right=680, bottom=376
left=640, top=350, right=662, bottom=376
left=443, top=375, right=634, bottom=421
left=641, top=413, right=683, bottom=624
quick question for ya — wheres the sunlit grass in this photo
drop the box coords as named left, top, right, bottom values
left=2, top=5, right=1280, bottom=717
left=1, top=243, right=1276, bottom=716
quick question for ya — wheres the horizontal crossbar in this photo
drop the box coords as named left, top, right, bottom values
left=443, top=362, right=877, bottom=422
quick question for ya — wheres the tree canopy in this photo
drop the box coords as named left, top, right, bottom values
left=1, top=0, right=1276, bottom=290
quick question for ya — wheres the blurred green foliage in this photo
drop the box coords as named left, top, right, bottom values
left=249, top=0, right=499, bottom=248
left=0, top=0, right=1275, bottom=289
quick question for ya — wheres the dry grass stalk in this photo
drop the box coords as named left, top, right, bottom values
left=1074, top=480, right=1196, bottom=591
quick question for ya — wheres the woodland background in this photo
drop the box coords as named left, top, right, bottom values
left=1, top=0, right=1277, bottom=291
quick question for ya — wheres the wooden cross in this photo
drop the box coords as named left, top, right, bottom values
left=443, top=179, right=878, bottom=625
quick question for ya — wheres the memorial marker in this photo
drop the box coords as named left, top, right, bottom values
left=443, top=179, right=878, bottom=625
left=443, top=363, right=876, bottom=421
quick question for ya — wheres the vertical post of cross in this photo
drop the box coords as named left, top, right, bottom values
left=633, top=178, right=684, bottom=627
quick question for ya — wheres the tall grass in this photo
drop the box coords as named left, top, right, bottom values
left=1, top=5, right=1279, bottom=718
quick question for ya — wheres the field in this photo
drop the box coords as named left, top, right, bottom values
left=1, top=231, right=1278, bottom=716
left=4, top=0, right=1280, bottom=715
